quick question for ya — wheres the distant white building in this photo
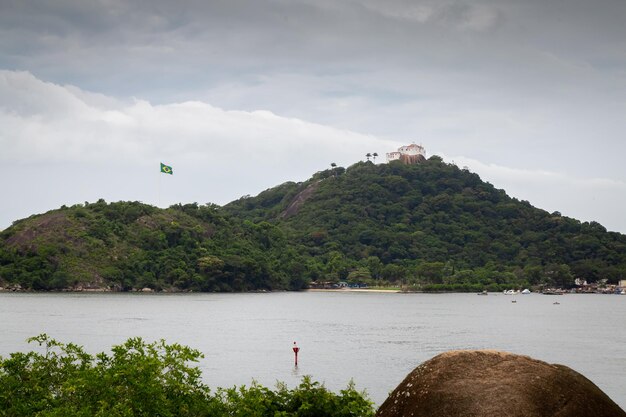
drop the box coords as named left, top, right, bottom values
left=386, top=143, right=426, bottom=163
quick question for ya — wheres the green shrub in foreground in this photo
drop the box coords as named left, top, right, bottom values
left=0, top=335, right=374, bottom=417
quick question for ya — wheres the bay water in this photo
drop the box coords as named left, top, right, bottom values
left=0, top=291, right=624, bottom=408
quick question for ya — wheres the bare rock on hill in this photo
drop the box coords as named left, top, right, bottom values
left=280, top=180, right=321, bottom=219
left=376, top=350, right=625, bottom=417
left=399, top=153, right=426, bottom=165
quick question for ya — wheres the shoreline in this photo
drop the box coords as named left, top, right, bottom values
left=1, top=287, right=623, bottom=295
left=306, top=288, right=401, bottom=293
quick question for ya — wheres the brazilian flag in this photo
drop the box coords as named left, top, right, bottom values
left=160, top=162, right=173, bottom=175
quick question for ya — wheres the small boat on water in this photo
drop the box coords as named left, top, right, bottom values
left=477, top=290, right=488, bottom=295
left=521, top=289, right=531, bottom=294
left=553, top=301, right=560, bottom=305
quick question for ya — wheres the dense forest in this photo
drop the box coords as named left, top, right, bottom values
left=2, top=156, right=626, bottom=292
left=0, top=200, right=306, bottom=292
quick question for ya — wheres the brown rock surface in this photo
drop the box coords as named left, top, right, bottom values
left=399, top=154, right=426, bottom=165
left=280, top=180, right=321, bottom=219
left=376, top=350, right=625, bottom=417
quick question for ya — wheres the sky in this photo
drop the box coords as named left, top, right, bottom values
left=1, top=0, right=626, bottom=232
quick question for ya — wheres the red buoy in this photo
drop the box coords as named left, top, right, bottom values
left=292, top=341, right=300, bottom=366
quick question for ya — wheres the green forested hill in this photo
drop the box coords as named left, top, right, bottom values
left=2, top=157, right=626, bottom=292
left=225, top=157, right=626, bottom=289
left=0, top=200, right=306, bottom=291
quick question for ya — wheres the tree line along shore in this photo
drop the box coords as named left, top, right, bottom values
left=2, top=158, right=625, bottom=293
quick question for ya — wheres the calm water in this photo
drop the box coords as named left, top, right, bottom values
left=0, top=291, right=624, bottom=408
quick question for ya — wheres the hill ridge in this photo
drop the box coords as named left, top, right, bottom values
left=2, top=157, right=625, bottom=292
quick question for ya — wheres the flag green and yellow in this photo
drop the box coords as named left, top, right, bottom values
left=160, top=162, right=173, bottom=175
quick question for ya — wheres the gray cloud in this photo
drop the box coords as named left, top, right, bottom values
left=1, top=0, right=626, bottom=231
left=0, top=70, right=399, bottom=228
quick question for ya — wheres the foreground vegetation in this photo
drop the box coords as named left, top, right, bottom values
left=2, top=157, right=626, bottom=292
left=0, top=335, right=374, bottom=417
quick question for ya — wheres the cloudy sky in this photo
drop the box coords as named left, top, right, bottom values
left=1, top=0, right=625, bottom=232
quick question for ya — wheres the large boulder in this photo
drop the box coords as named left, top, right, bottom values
left=377, top=350, right=625, bottom=417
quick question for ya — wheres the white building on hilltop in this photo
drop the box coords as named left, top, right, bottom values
left=386, top=143, right=426, bottom=163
